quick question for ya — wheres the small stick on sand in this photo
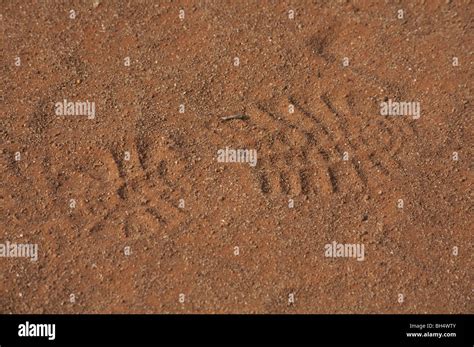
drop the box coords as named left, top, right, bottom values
left=221, top=114, right=249, bottom=121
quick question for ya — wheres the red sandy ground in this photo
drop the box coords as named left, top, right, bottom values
left=0, top=0, right=472, bottom=313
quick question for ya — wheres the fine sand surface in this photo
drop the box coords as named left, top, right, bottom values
left=1, top=0, right=472, bottom=313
